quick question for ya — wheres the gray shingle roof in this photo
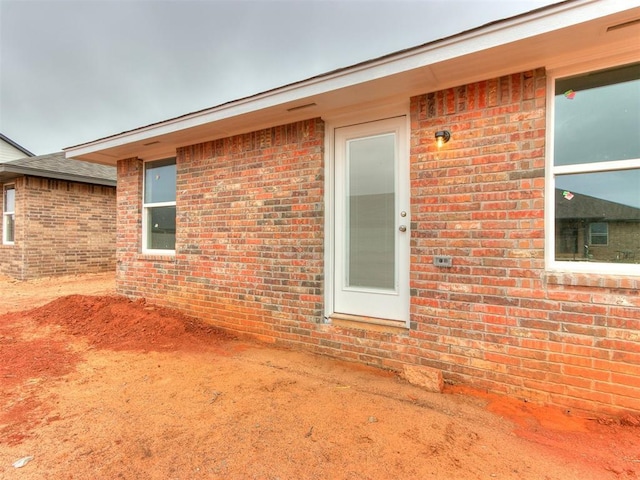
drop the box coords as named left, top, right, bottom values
left=0, top=152, right=116, bottom=186
left=556, top=189, right=640, bottom=222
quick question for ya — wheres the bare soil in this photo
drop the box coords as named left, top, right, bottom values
left=0, top=273, right=638, bottom=479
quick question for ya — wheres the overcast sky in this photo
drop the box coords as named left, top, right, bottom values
left=1, top=0, right=559, bottom=155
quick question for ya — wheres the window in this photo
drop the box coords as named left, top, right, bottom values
left=588, top=222, right=608, bottom=246
left=550, top=63, right=640, bottom=269
left=3, top=185, right=15, bottom=244
left=143, top=158, right=176, bottom=253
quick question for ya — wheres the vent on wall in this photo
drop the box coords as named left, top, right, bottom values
left=286, top=103, right=317, bottom=112
left=606, top=18, right=640, bottom=32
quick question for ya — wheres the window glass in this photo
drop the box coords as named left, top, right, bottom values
left=3, top=186, right=15, bottom=244
left=553, top=63, right=640, bottom=267
left=145, top=158, right=176, bottom=204
left=4, top=187, right=15, bottom=212
left=554, top=169, right=640, bottom=263
left=589, top=223, right=608, bottom=246
left=147, top=206, right=176, bottom=250
left=143, top=158, right=176, bottom=252
left=347, top=133, right=396, bottom=289
left=554, top=63, right=640, bottom=166
left=5, top=215, right=14, bottom=243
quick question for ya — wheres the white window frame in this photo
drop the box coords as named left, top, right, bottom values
left=2, top=184, right=15, bottom=245
left=142, top=158, right=176, bottom=255
left=545, top=59, right=640, bottom=276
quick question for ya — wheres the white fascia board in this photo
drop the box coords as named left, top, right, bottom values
left=65, top=0, right=637, bottom=159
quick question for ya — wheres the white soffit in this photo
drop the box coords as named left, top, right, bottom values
left=65, top=0, right=640, bottom=163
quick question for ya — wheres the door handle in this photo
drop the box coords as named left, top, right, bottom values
left=399, top=225, right=407, bottom=232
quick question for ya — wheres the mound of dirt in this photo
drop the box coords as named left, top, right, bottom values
left=1, top=288, right=639, bottom=479
left=27, top=295, right=233, bottom=352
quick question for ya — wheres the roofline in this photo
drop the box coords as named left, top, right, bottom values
left=63, top=1, right=564, bottom=151
left=0, top=133, right=35, bottom=157
left=65, top=0, right=638, bottom=158
left=0, top=164, right=116, bottom=187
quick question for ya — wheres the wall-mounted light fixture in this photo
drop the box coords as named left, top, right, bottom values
left=435, top=130, right=451, bottom=148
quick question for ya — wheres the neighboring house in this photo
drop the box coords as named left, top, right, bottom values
left=0, top=133, right=34, bottom=163
left=0, top=152, right=117, bottom=280
left=65, top=1, right=640, bottom=415
left=555, top=189, right=640, bottom=262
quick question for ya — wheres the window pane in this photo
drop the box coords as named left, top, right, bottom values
left=347, top=133, right=395, bottom=290
left=589, top=222, right=608, bottom=246
left=4, top=214, right=14, bottom=242
left=554, top=63, right=640, bottom=166
left=4, top=187, right=15, bottom=212
left=555, top=170, right=640, bottom=263
left=145, top=159, right=176, bottom=203
left=147, top=206, right=176, bottom=250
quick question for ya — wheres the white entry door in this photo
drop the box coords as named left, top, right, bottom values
left=334, top=116, right=409, bottom=323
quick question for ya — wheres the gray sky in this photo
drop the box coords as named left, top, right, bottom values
left=1, top=0, right=558, bottom=155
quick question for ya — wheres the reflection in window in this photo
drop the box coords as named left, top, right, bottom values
left=589, top=223, right=608, bottom=246
left=555, top=63, right=640, bottom=166
left=553, top=63, right=640, bottom=265
left=143, top=158, right=176, bottom=252
left=555, top=171, right=640, bottom=263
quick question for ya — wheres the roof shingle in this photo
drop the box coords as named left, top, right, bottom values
left=0, top=152, right=116, bottom=186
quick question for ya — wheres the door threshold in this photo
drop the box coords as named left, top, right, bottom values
left=330, top=313, right=408, bottom=334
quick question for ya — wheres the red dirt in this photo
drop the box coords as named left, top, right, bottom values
left=26, top=295, right=235, bottom=352
left=0, top=274, right=639, bottom=479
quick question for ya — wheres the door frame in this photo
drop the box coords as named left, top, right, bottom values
left=323, top=104, right=411, bottom=327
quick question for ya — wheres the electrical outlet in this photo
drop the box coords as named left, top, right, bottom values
left=433, top=255, right=452, bottom=267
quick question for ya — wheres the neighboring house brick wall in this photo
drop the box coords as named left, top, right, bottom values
left=115, top=74, right=640, bottom=415
left=0, top=176, right=116, bottom=279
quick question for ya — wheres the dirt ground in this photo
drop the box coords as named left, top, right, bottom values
left=0, top=274, right=638, bottom=479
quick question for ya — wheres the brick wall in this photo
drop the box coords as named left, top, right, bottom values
left=115, top=75, right=640, bottom=416
left=0, top=176, right=116, bottom=280
left=116, top=119, right=325, bottom=341
left=407, top=68, right=640, bottom=414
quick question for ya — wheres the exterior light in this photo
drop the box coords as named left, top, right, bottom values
left=435, top=130, right=451, bottom=148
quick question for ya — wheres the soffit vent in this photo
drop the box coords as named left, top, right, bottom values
left=606, top=18, right=640, bottom=32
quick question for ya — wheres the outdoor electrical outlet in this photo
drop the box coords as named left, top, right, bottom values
left=433, top=256, right=453, bottom=267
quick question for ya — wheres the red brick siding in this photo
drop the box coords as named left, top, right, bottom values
left=116, top=119, right=325, bottom=336
left=115, top=74, right=640, bottom=415
left=115, top=157, right=143, bottom=296
left=0, top=176, right=116, bottom=280
left=405, top=68, right=640, bottom=415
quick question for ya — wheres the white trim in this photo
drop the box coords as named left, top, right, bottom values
left=65, top=0, right=639, bottom=159
left=545, top=60, right=640, bottom=276
left=544, top=72, right=556, bottom=273
left=142, top=159, right=177, bottom=255
left=546, top=260, right=640, bottom=276
left=325, top=105, right=411, bottom=325
left=2, top=184, right=15, bottom=245
left=553, top=158, right=640, bottom=175
left=323, top=120, right=335, bottom=323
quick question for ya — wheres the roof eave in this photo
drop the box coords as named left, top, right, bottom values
left=64, top=0, right=640, bottom=163
left=0, top=165, right=116, bottom=187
